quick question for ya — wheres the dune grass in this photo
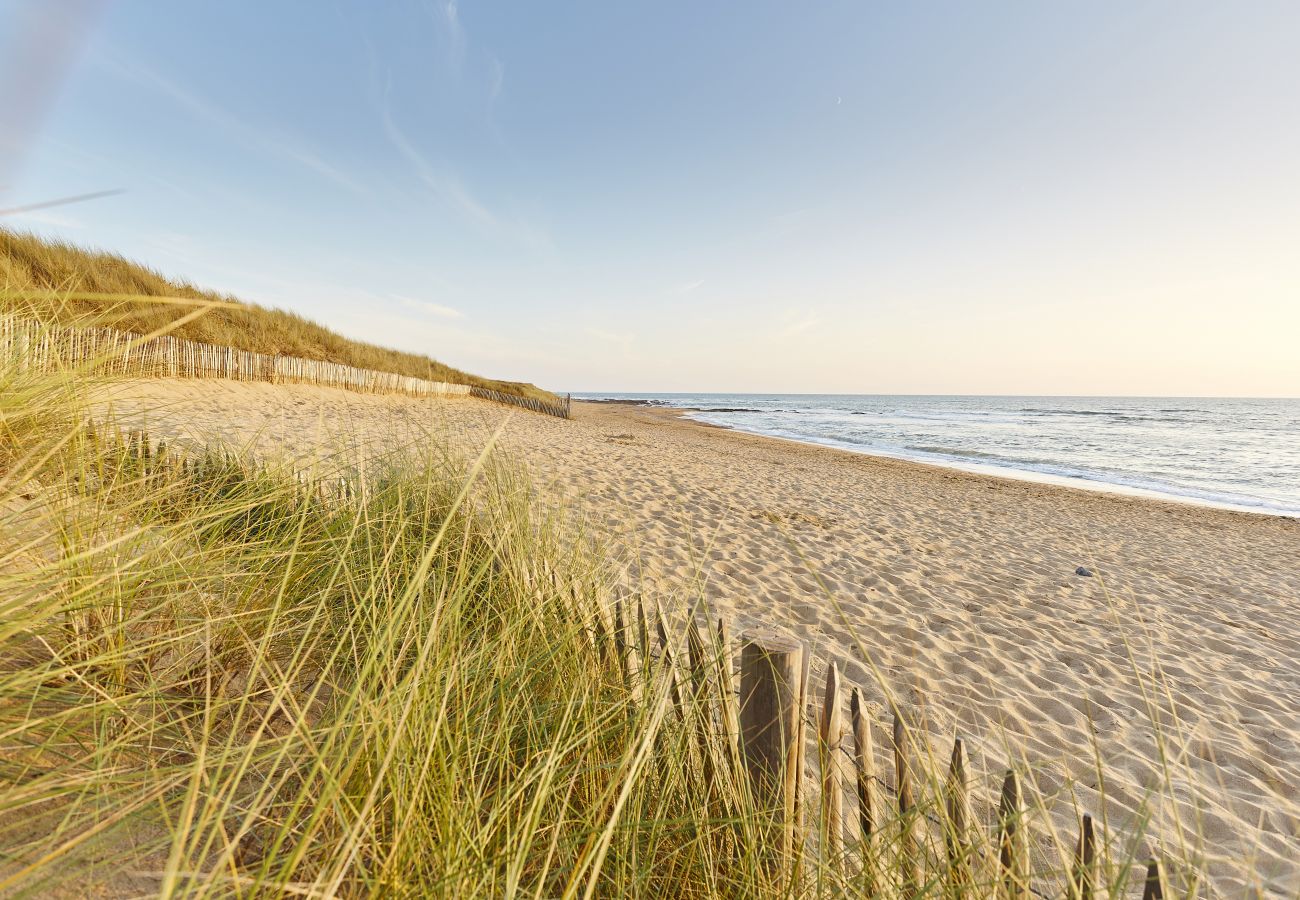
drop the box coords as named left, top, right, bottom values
left=0, top=361, right=783, bottom=897
left=0, top=227, right=557, bottom=403
left=0, top=350, right=1239, bottom=897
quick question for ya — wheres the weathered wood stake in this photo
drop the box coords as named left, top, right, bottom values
left=654, top=604, right=685, bottom=719
left=1141, top=857, right=1164, bottom=900
left=1069, top=813, right=1096, bottom=900
left=793, top=645, right=812, bottom=860
left=945, top=736, right=973, bottom=890
left=739, top=630, right=805, bottom=875
left=686, top=618, right=718, bottom=791
left=998, top=769, right=1030, bottom=899
left=850, top=687, right=877, bottom=893
left=613, top=597, right=630, bottom=687
left=818, top=661, right=845, bottom=870
left=894, top=708, right=920, bottom=895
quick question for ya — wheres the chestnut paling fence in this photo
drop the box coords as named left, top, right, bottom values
left=0, top=313, right=572, bottom=417
left=614, top=603, right=1176, bottom=898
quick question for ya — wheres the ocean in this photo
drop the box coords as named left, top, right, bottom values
left=574, top=394, right=1300, bottom=517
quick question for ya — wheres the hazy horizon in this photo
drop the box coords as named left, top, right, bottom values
left=575, top=390, right=1300, bottom=400
left=3, top=1, right=1298, bottom=396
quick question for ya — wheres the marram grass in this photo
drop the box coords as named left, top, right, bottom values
left=0, top=359, right=1227, bottom=898
left=0, top=364, right=781, bottom=897
left=0, top=226, right=556, bottom=403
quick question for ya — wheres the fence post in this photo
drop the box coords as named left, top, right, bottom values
left=793, top=648, right=812, bottom=860
left=893, top=708, right=921, bottom=895
left=654, top=604, right=685, bottom=720
left=945, top=737, right=973, bottom=890
left=612, top=597, right=630, bottom=688
left=686, top=619, right=719, bottom=792
left=739, top=629, right=805, bottom=877
left=1069, top=813, right=1096, bottom=900
left=818, top=661, right=845, bottom=871
left=850, top=688, right=877, bottom=892
left=999, top=769, right=1030, bottom=899
left=1141, top=857, right=1164, bottom=900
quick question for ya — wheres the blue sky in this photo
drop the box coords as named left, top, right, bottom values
left=2, top=1, right=1298, bottom=395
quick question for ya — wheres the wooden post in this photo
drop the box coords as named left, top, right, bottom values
left=945, top=737, right=973, bottom=890
left=635, top=597, right=650, bottom=680
left=613, top=597, right=630, bottom=687
left=998, top=770, right=1030, bottom=899
left=793, top=646, right=812, bottom=860
left=1069, top=813, right=1096, bottom=900
left=686, top=616, right=709, bottom=699
left=686, top=618, right=718, bottom=792
left=850, top=688, right=877, bottom=892
left=894, top=708, right=920, bottom=895
left=654, top=604, right=685, bottom=719
left=1141, top=857, right=1164, bottom=900
left=739, top=630, right=805, bottom=875
left=818, top=661, right=845, bottom=869
left=713, top=618, right=741, bottom=773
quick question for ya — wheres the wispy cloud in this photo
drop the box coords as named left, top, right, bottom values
left=778, top=312, right=823, bottom=338
left=379, top=96, right=496, bottom=228
left=5, top=209, right=84, bottom=229
left=585, top=326, right=635, bottom=345
left=675, top=279, right=705, bottom=294
left=396, top=294, right=465, bottom=319
left=100, top=53, right=369, bottom=198
left=426, top=0, right=466, bottom=71
left=488, top=55, right=505, bottom=103
left=379, top=87, right=549, bottom=251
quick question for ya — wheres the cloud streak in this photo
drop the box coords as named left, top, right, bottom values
left=378, top=86, right=549, bottom=251
left=100, top=53, right=369, bottom=197
left=396, top=294, right=465, bottom=319
left=778, top=313, right=823, bottom=338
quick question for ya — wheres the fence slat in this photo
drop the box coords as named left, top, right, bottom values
left=654, top=604, right=686, bottom=720
left=999, top=769, right=1030, bottom=899
left=1069, top=813, right=1096, bottom=900
left=713, top=617, right=741, bottom=775
left=893, top=708, right=921, bottom=894
left=850, top=687, right=877, bottom=892
left=686, top=618, right=719, bottom=792
left=739, top=630, right=805, bottom=876
left=945, top=736, right=973, bottom=890
left=1141, top=858, right=1164, bottom=900
left=818, top=661, right=844, bottom=870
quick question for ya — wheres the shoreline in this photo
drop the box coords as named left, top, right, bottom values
left=599, top=400, right=1299, bottom=526
left=585, top=398, right=1299, bottom=520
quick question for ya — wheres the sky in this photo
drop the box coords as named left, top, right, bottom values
left=1, top=1, right=1298, bottom=396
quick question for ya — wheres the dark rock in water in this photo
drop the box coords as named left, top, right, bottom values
left=1075, top=566, right=1093, bottom=577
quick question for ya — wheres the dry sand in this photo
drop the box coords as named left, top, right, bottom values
left=95, top=379, right=1300, bottom=893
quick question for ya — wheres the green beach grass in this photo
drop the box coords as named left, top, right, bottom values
left=0, top=355, right=786, bottom=896
left=0, top=337, right=1232, bottom=898
left=1, top=227, right=556, bottom=404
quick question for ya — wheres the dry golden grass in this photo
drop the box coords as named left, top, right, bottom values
left=0, top=227, right=557, bottom=403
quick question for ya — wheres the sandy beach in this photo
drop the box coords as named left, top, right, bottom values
left=95, top=380, right=1300, bottom=892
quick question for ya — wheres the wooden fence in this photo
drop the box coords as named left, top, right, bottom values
left=470, top=385, right=572, bottom=419
left=0, top=313, right=572, bottom=418
left=607, top=598, right=1176, bottom=898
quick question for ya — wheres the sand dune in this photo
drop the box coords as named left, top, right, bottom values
left=95, top=379, right=1300, bottom=893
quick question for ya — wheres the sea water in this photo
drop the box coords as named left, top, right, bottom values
left=573, top=394, right=1300, bottom=517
